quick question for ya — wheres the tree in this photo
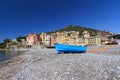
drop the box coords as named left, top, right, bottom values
left=3, top=38, right=11, bottom=48
left=0, top=38, right=11, bottom=49
left=47, top=25, right=100, bottom=36
left=17, top=36, right=26, bottom=42
left=0, top=43, right=6, bottom=49
left=3, top=38, right=11, bottom=44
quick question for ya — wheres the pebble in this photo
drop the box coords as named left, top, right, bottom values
left=0, top=45, right=120, bottom=80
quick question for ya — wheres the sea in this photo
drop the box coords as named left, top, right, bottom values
left=0, top=50, right=21, bottom=63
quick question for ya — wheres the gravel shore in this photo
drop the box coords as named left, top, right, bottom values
left=0, top=45, right=120, bottom=80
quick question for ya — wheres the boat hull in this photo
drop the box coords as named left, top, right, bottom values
left=55, top=43, right=87, bottom=53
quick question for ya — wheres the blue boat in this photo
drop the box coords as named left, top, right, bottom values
left=54, top=43, right=87, bottom=53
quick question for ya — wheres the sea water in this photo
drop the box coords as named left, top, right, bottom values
left=0, top=50, right=21, bottom=63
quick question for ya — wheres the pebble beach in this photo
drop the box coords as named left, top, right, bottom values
left=0, top=45, right=120, bottom=80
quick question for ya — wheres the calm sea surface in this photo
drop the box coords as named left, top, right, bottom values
left=0, top=51, right=21, bottom=63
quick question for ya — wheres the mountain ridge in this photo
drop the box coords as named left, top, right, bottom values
left=47, top=25, right=100, bottom=36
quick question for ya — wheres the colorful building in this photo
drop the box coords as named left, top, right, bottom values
left=39, top=30, right=114, bottom=47
left=50, top=33, right=57, bottom=47
left=26, top=33, right=41, bottom=47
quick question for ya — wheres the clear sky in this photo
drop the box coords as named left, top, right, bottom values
left=0, top=0, right=120, bottom=42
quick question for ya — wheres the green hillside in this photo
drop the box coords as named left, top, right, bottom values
left=48, top=25, right=100, bottom=36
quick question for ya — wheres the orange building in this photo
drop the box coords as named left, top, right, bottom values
left=50, top=33, right=57, bottom=47
left=26, top=33, right=41, bottom=46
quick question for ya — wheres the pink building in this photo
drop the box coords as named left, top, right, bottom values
left=26, top=33, right=41, bottom=46
left=50, top=34, right=57, bottom=47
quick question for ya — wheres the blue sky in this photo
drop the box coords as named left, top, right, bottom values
left=0, top=0, right=120, bottom=42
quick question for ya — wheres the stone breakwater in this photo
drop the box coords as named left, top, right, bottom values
left=0, top=46, right=120, bottom=80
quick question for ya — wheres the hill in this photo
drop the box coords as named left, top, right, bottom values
left=48, top=25, right=100, bottom=36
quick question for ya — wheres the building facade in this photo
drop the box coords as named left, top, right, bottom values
left=39, top=30, right=112, bottom=47
left=26, top=33, right=41, bottom=47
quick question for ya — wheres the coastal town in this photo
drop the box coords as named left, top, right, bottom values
left=0, top=0, right=120, bottom=79
left=3, top=28, right=119, bottom=50
left=0, top=27, right=120, bottom=80
left=0, top=30, right=120, bottom=79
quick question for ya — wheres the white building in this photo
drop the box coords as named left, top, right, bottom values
left=45, top=34, right=51, bottom=46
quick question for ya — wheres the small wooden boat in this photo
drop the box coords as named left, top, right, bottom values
left=54, top=43, right=87, bottom=53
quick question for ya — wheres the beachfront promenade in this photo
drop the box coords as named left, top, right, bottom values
left=0, top=45, right=120, bottom=80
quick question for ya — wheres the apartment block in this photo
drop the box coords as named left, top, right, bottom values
left=39, top=30, right=111, bottom=47
left=76, top=38, right=85, bottom=46
left=50, top=33, right=57, bottom=47
left=26, top=33, right=41, bottom=46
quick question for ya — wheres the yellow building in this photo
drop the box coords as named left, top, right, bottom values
left=56, top=32, right=65, bottom=44
left=88, top=36, right=101, bottom=46
left=82, top=31, right=102, bottom=46
left=40, top=30, right=109, bottom=47
left=40, top=33, right=46, bottom=44
left=82, top=31, right=90, bottom=46
left=40, top=33, right=51, bottom=46
left=101, top=37, right=109, bottom=45
left=77, top=38, right=85, bottom=46
left=82, top=31, right=90, bottom=38
left=56, top=31, right=79, bottom=45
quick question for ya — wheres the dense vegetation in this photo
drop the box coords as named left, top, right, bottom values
left=0, top=38, right=11, bottom=49
left=0, top=36, right=26, bottom=49
left=16, top=36, right=26, bottom=42
left=48, top=25, right=100, bottom=36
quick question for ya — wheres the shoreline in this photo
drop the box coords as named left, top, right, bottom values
left=0, top=54, right=22, bottom=68
left=0, top=45, right=119, bottom=67
left=0, top=50, right=28, bottom=68
left=0, top=45, right=118, bottom=68
left=0, top=46, right=120, bottom=80
left=0, top=49, right=7, bottom=51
